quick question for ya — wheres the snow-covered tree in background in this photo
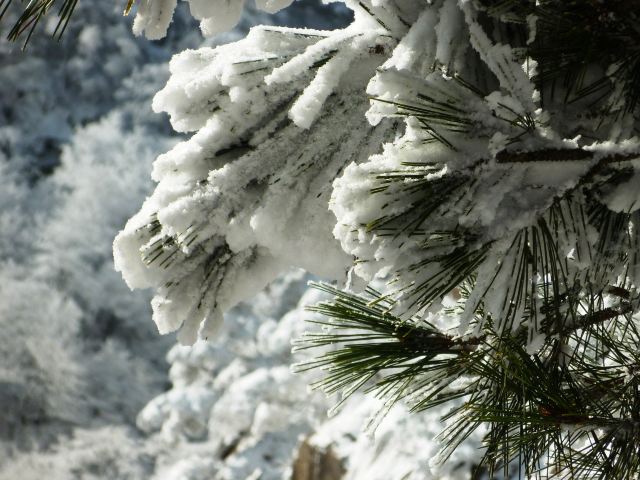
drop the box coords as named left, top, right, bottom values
left=5, top=0, right=640, bottom=478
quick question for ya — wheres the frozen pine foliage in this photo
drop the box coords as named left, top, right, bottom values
left=114, top=2, right=406, bottom=345
left=115, top=0, right=640, bottom=477
left=333, top=1, right=640, bottom=343
left=116, top=0, right=640, bottom=343
left=306, top=2, right=640, bottom=478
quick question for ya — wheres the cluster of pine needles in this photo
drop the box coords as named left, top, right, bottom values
left=297, top=275, right=640, bottom=478
left=296, top=1, right=640, bottom=479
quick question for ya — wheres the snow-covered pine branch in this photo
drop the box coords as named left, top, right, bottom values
left=332, top=0, right=640, bottom=349
left=116, top=0, right=640, bottom=350
left=113, top=0, right=424, bottom=344
left=109, top=0, right=640, bottom=476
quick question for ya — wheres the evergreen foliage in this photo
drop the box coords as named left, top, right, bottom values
left=107, top=0, right=640, bottom=476
left=296, top=2, right=640, bottom=478
left=1, top=0, right=77, bottom=43
left=0, top=0, right=132, bottom=44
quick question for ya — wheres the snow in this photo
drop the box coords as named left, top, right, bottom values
left=287, top=31, right=386, bottom=129
left=602, top=168, right=640, bottom=212
left=133, top=0, right=179, bottom=40
left=461, top=2, right=537, bottom=114
left=434, top=0, right=465, bottom=71
left=132, top=0, right=298, bottom=40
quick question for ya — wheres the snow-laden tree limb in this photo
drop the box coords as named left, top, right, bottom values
left=114, top=5, right=414, bottom=344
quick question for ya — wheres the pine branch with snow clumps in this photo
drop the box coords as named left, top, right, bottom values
left=114, top=0, right=419, bottom=345
left=114, top=0, right=640, bottom=476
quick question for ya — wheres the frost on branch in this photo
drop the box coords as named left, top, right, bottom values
left=114, top=12, right=407, bottom=344
left=331, top=0, right=640, bottom=350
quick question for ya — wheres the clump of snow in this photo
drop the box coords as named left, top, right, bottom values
left=132, top=0, right=296, bottom=40
left=133, top=0, right=178, bottom=40
left=600, top=166, right=640, bottom=213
